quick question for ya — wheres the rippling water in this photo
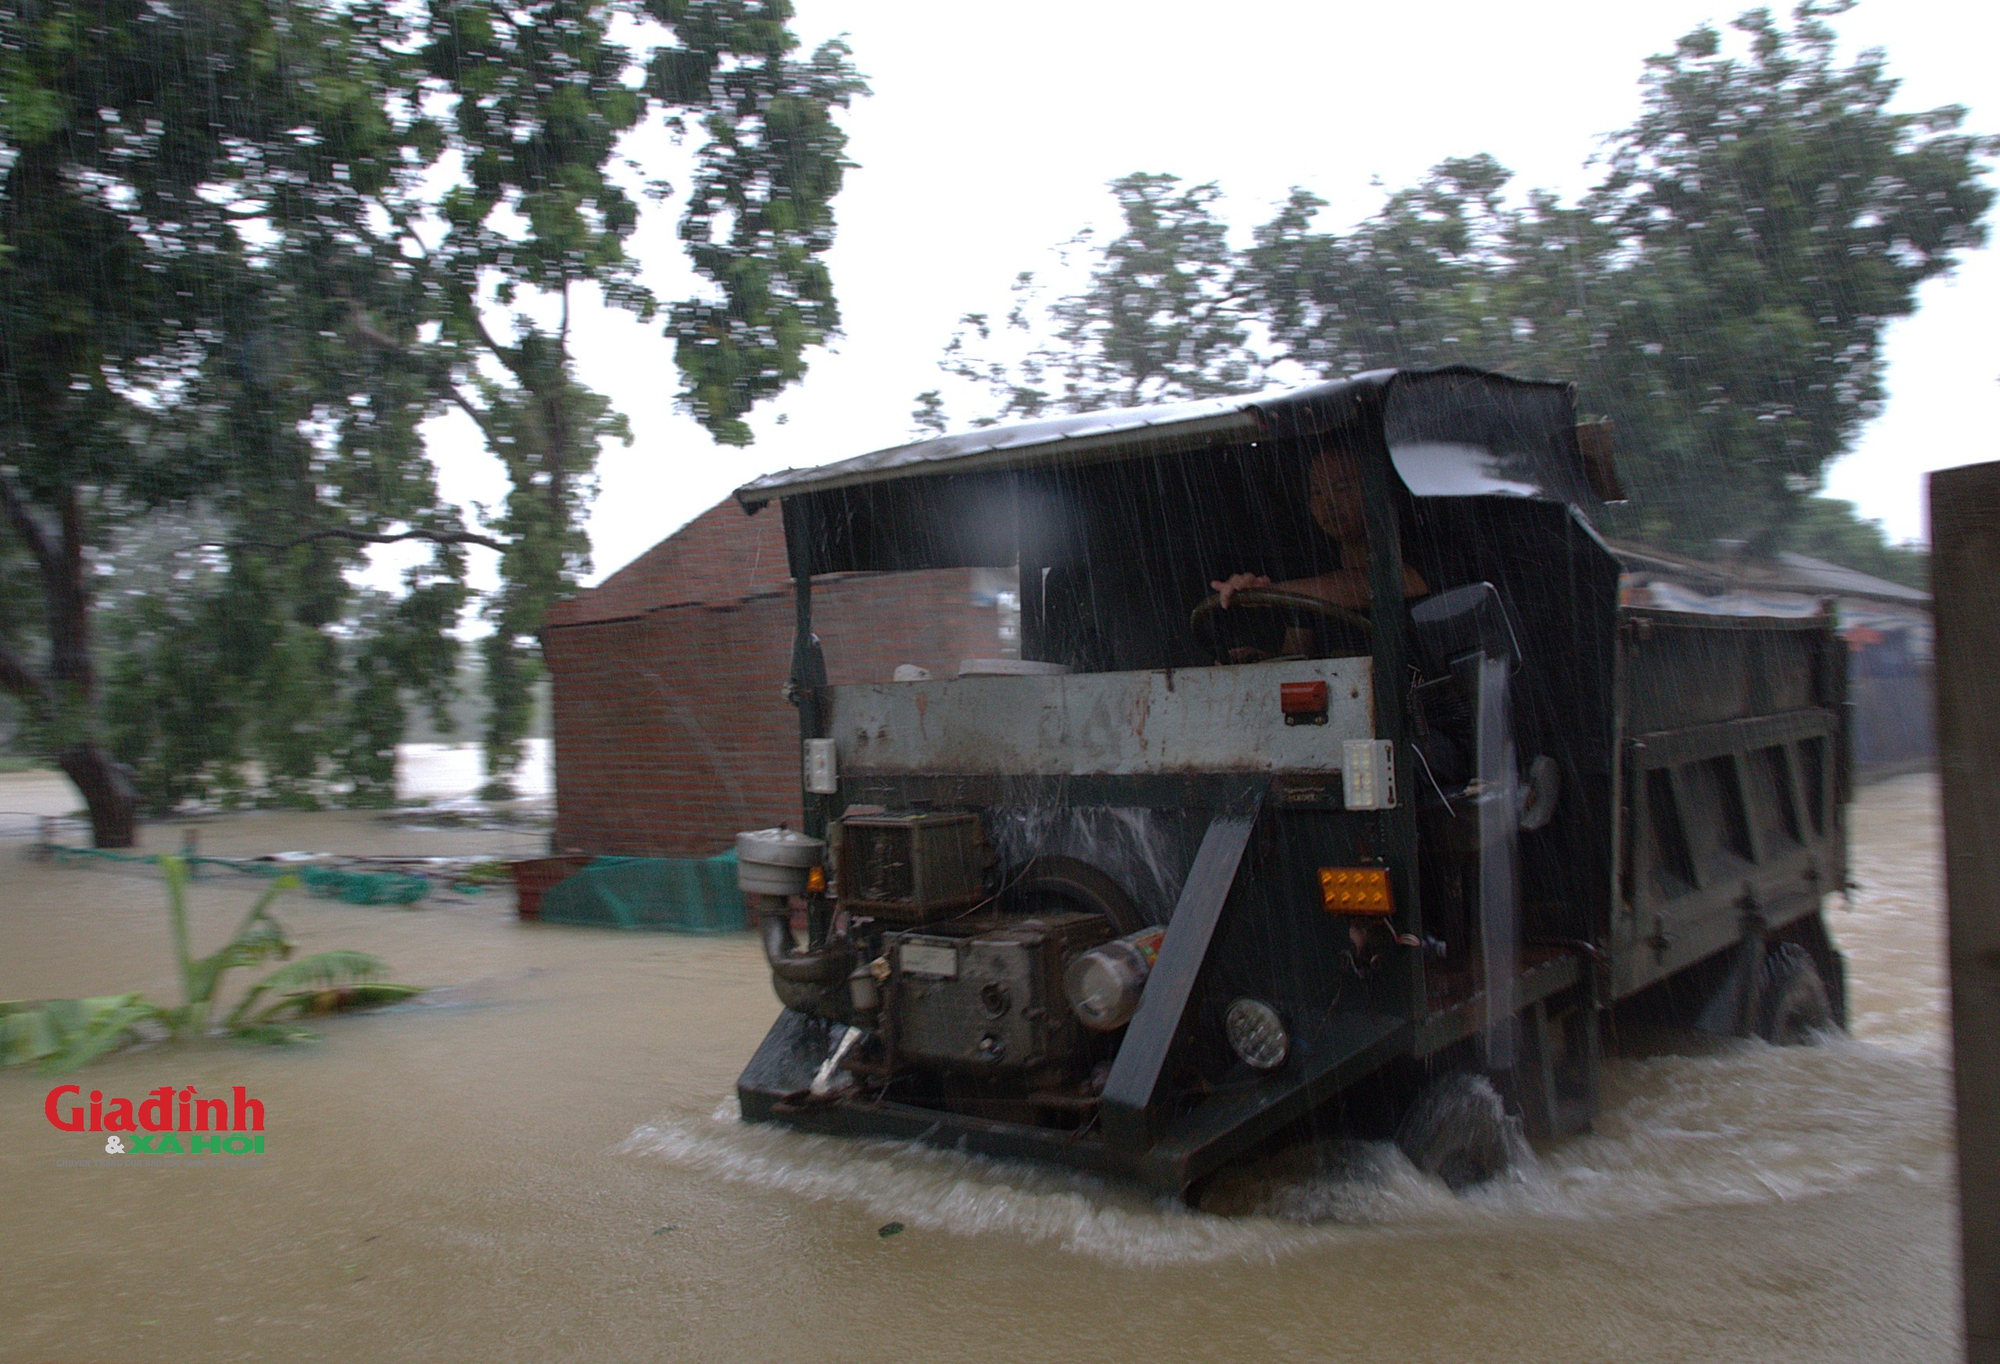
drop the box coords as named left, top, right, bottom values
left=0, top=773, right=1957, bottom=1362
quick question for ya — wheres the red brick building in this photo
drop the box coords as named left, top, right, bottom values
left=542, top=498, right=1011, bottom=857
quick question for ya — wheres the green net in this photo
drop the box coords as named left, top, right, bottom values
left=40, top=845, right=432, bottom=906
left=294, top=865, right=430, bottom=905
left=535, top=852, right=744, bottom=933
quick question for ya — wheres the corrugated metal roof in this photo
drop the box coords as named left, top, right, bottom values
left=732, top=378, right=1377, bottom=507
left=1772, top=552, right=1930, bottom=603
left=1606, top=538, right=1929, bottom=609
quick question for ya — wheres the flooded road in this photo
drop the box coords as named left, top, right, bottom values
left=0, top=740, right=553, bottom=824
left=0, top=774, right=1959, bottom=1362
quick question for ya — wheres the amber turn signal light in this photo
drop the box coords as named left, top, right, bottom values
left=806, top=865, right=827, bottom=894
left=1319, top=866, right=1393, bottom=916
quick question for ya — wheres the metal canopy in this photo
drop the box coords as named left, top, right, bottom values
left=733, top=367, right=1600, bottom=513
left=734, top=376, right=1381, bottom=509
left=739, top=366, right=1609, bottom=584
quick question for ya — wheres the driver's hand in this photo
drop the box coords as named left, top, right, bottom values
left=1211, top=573, right=1271, bottom=608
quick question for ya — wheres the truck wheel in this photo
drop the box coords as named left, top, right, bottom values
left=1757, top=943, right=1833, bottom=1045
left=1003, top=855, right=1144, bottom=935
left=1395, top=1072, right=1512, bottom=1190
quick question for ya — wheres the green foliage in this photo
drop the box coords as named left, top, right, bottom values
left=477, top=631, right=541, bottom=800
left=0, top=856, right=419, bottom=1072
left=2, top=0, right=866, bottom=825
left=224, top=950, right=409, bottom=1029
left=97, top=525, right=466, bottom=813
left=161, top=860, right=298, bottom=1037
left=1782, top=497, right=1928, bottom=589
left=939, top=6, right=1994, bottom=562
left=0, top=0, right=472, bottom=836
left=658, top=11, right=869, bottom=445
left=910, top=390, right=948, bottom=438
left=943, top=175, right=1257, bottom=419
left=0, top=994, right=159, bottom=1073
left=408, top=0, right=865, bottom=784
left=1565, top=3, right=1994, bottom=550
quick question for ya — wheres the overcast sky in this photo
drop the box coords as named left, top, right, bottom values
left=409, top=0, right=2000, bottom=597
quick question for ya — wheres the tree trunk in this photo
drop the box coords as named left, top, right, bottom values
left=57, top=742, right=139, bottom=848
left=2, top=479, right=133, bottom=846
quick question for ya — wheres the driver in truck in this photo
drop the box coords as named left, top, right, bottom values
left=1210, top=446, right=1429, bottom=610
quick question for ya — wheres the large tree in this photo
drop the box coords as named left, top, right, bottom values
left=0, top=0, right=456, bottom=843
left=1, top=0, right=864, bottom=837
left=940, top=4, right=1994, bottom=559
left=385, top=0, right=863, bottom=795
left=935, top=173, right=1258, bottom=424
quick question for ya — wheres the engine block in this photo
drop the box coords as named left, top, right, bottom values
left=889, top=912, right=1111, bottom=1071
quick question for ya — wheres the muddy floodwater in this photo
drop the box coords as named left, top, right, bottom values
left=0, top=774, right=1960, bottom=1362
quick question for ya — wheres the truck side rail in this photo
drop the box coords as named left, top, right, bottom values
left=1618, top=704, right=1841, bottom=998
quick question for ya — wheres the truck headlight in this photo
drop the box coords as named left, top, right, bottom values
left=1064, top=927, right=1165, bottom=1032
left=1224, top=998, right=1289, bottom=1070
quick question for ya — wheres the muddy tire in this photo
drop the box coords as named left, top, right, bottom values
left=1757, top=942, right=1833, bottom=1045
left=1396, top=1072, right=1512, bottom=1190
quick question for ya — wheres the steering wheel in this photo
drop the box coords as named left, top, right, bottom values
left=1190, top=587, right=1374, bottom=665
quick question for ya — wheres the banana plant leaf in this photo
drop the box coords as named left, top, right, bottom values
left=229, top=1021, right=320, bottom=1046
left=0, top=994, right=163, bottom=1073
left=225, top=950, right=394, bottom=1028
left=166, top=857, right=299, bottom=1033
left=254, top=981, right=426, bottom=1022
left=4, top=856, right=422, bottom=1069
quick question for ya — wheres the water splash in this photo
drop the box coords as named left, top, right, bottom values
left=624, top=775, right=1951, bottom=1268
left=621, top=1027, right=1946, bottom=1268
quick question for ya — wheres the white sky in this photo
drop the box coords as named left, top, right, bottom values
left=408, top=0, right=2000, bottom=601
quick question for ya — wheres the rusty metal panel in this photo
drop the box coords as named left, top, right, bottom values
left=1931, top=459, right=2000, bottom=1364
left=827, top=659, right=1373, bottom=778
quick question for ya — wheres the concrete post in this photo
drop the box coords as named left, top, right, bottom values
left=1930, top=460, right=2000, bottom=1364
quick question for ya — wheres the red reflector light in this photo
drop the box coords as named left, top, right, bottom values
left=1280, top=680, right=1328, bottom=726
left=1319, top=866, right=1393, bottom=916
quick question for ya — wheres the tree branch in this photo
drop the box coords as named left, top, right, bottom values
left=344, top=301, right=404, bottom=353
left=0, top=468, right=59, bottom=577
left=342, top=298, right=506, bottom=448
left=442, top=382, right=505, bottom=449
left=48, top=484, right=91, bottom=689
left=0, top=634, right=50, bottom=707
left=224, top=527, right=507, bottom=554
left=460, top=300, right=521, bottom=374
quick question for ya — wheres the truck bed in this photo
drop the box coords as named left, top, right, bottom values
left=1611, top=608, right=1847, bottom=999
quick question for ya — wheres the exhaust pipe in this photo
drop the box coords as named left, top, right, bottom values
left=756, top=895, right=843, bottom=982
left=755, top=896, right=855, bottom=1020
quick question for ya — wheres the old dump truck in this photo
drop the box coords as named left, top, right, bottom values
left=729, top=366, right=1848, bottom=1198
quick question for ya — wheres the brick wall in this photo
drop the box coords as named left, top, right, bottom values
left=546, top=509, right=1005, bottom=856
left=545, top=498, right=792, bottom=628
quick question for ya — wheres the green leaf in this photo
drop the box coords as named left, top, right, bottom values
left=229, top=1022, right=319, bottom=1047
left=228, top=950, right=389, bottom=1027
left=250, top=950, right=387, bottom=993
left=0, top=994, right=163, bottom=1072
left=252, top=982, right=425, bottom=1021
left=186, top=875, right=301, bottom=1018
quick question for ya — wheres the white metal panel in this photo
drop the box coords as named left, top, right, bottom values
left=829, top=659, right=1373, bottom=777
